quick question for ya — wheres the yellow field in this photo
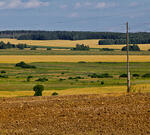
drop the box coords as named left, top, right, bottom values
left=0, top=38, right=100, bottom=48
left=1, top=38, right=150, bottom=50
left=0, top=55, right=150, bottom=63
left=0, top=84, right=149, bottom=97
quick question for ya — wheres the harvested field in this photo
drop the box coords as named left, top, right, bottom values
left=0, top=38, right=100, bottom=48
left=1, top=38, right=150, bottom=50
left=1, top=55, right=150, bottom=63
left=0, top=93, right=150, bottom=135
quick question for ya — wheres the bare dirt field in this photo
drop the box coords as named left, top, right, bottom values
left=0, top=93, right=150, bottom=135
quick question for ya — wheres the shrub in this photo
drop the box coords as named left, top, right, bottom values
left=33, top=85, right=44, bottom=96
left=119, top=74, right=127, bottom=78
left=47, top=47, right=51, bottom=50
left=142, top=73, right=150, bottom=78
left=68, top=77, right=73, bottom=80
left=1, top=70, right=6, bottom=73
left=30, top=47, right=36, bottom=50
left=71, top=44, right=90, bottom=51
left=75, top=76, right=84, bottom=79
left=88, top=73, right=112, bottom=78
left=68, top=76, right=84, bottom=80
left=52, top=92, right=58, bottom=96
left=122, top=44, right=140, bottom=51
left=17, top=44, right=27, bottom=50
left=0, top=75, right=8, bottom=78
left=99, top=48, right=114, bottom=51
left=27, top=76, right=33, bottom=82
left=78, top=61, right=87, bottom=63
left=132, top=74, right=140, bottom=78
left=59, top=78, right=66, bottom=81
left=15, top=61, right=36, bottom=69
left=101, top=81, right=104, bottom=85
left=36, top=77, right=48, bottom=82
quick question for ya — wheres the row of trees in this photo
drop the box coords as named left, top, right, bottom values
left=1, top=31, right=150, bottom=42
left=99, top=38, right=150, bottom=45
left=71, top=44, right=90, bottom=51
left=0, top=41, right=28, bottom=49
left=121, top=45, right=140, bottom=51
left=0, top=31, right=124, bottom=40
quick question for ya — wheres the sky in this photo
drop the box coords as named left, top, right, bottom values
left=0, top=0, right=149, bottom=32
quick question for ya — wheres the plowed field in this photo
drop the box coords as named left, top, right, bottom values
left=0, top=93, right=150, bottom=135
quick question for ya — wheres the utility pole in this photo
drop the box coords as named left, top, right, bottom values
left=126, top=22, right=130, bottom=93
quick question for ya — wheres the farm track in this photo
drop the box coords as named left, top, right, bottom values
left=0, top=93, right=150, bottom=135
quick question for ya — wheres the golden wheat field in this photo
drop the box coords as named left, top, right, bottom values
left=0, top=55, right=150, bottom=63
left=0, top=84, right=149, bottom=97
left=1, top=38, right=150, bottom=50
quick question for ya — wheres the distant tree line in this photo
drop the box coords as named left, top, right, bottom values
left=16, top=31, right=125, bottom=40
left=1, top=31, right=150, bottom=44
left=0, top=41, right=28, bottom=49
left=99, top=38, right=150, bottom=45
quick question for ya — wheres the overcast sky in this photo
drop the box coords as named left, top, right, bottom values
left=0, top=0, right=149, bottom=32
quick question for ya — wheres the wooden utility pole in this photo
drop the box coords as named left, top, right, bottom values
left=126, top=22, right=130, bottom=93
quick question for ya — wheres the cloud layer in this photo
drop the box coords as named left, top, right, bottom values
left=0, top=0, right=49, bottom=9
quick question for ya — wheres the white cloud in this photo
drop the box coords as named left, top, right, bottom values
left=60, top=4, right=68, bottom=9
left=129, top=2, right=138, bottom=7
left=7, top=0, right=22, bottom=8
left=96, top=2, right=117, bottom=9
left=0, top=0, right=49, bottom=9
left=0, top=1, right=5, bottom=7
left=74, top=2, right=81, bottom=8
left=69, top=12, right=78, bottom=18
left=96, top=2, right=106, bottom=8
left=84, top=2, right=91, bottom=6
left=24, top=0, right=49, bottom=8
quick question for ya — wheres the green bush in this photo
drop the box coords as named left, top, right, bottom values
left=99, top=48, right=114, bottom=51
left=142, top=73, right=150, bottom=78
left=88, top=73, right=112, bottom=78
left=78, top=61, right=87, bottom=63
left=27, top=76, right=33, bottom=82
left=33, top=85, right=44, bottom=96
left=132, top=74, right=140, bottom=78
left=52, top=92, right=58, bottom=96
left=101, top=81, right=104, bottom=85
left=122, top=44, right=140, bottom=51
left=72, top=44, right=90, bottom=51
left=47, top=47, right=51, bottom=50
left=119, top=74, right=127, bottom=78
left=36, top=77, right=48, bottom=82
left=0, top=75, right=8, bottom=78
left=30, top=47, right=36, bottom=50
left=1, top=70, right=6, bottom=73
left=68, top=76, right=84, bottom=80
left=15, top=61, right=36, bottom=69
left=68, top=77, right=73, bottom=80
left=59, top=78, right=66, bottom=81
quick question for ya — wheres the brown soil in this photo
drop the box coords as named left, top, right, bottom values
left=0, top=93, right=150, bottom=135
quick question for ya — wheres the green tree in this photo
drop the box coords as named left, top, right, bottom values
left=33, top=85, right=44, bottom=96
left=27, top=76, right=33, bottom=82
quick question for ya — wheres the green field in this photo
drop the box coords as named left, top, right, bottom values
left=1, top=48, right=150, bottom=55
left=0, top=62, right=150, bottom=93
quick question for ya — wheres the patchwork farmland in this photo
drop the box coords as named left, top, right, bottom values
left=0, top=38, right=150, bottom=135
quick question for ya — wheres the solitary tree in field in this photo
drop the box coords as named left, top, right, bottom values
left=27, top=76, right=33, bottom=82
left=33, top=85, right=44, bottom=96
